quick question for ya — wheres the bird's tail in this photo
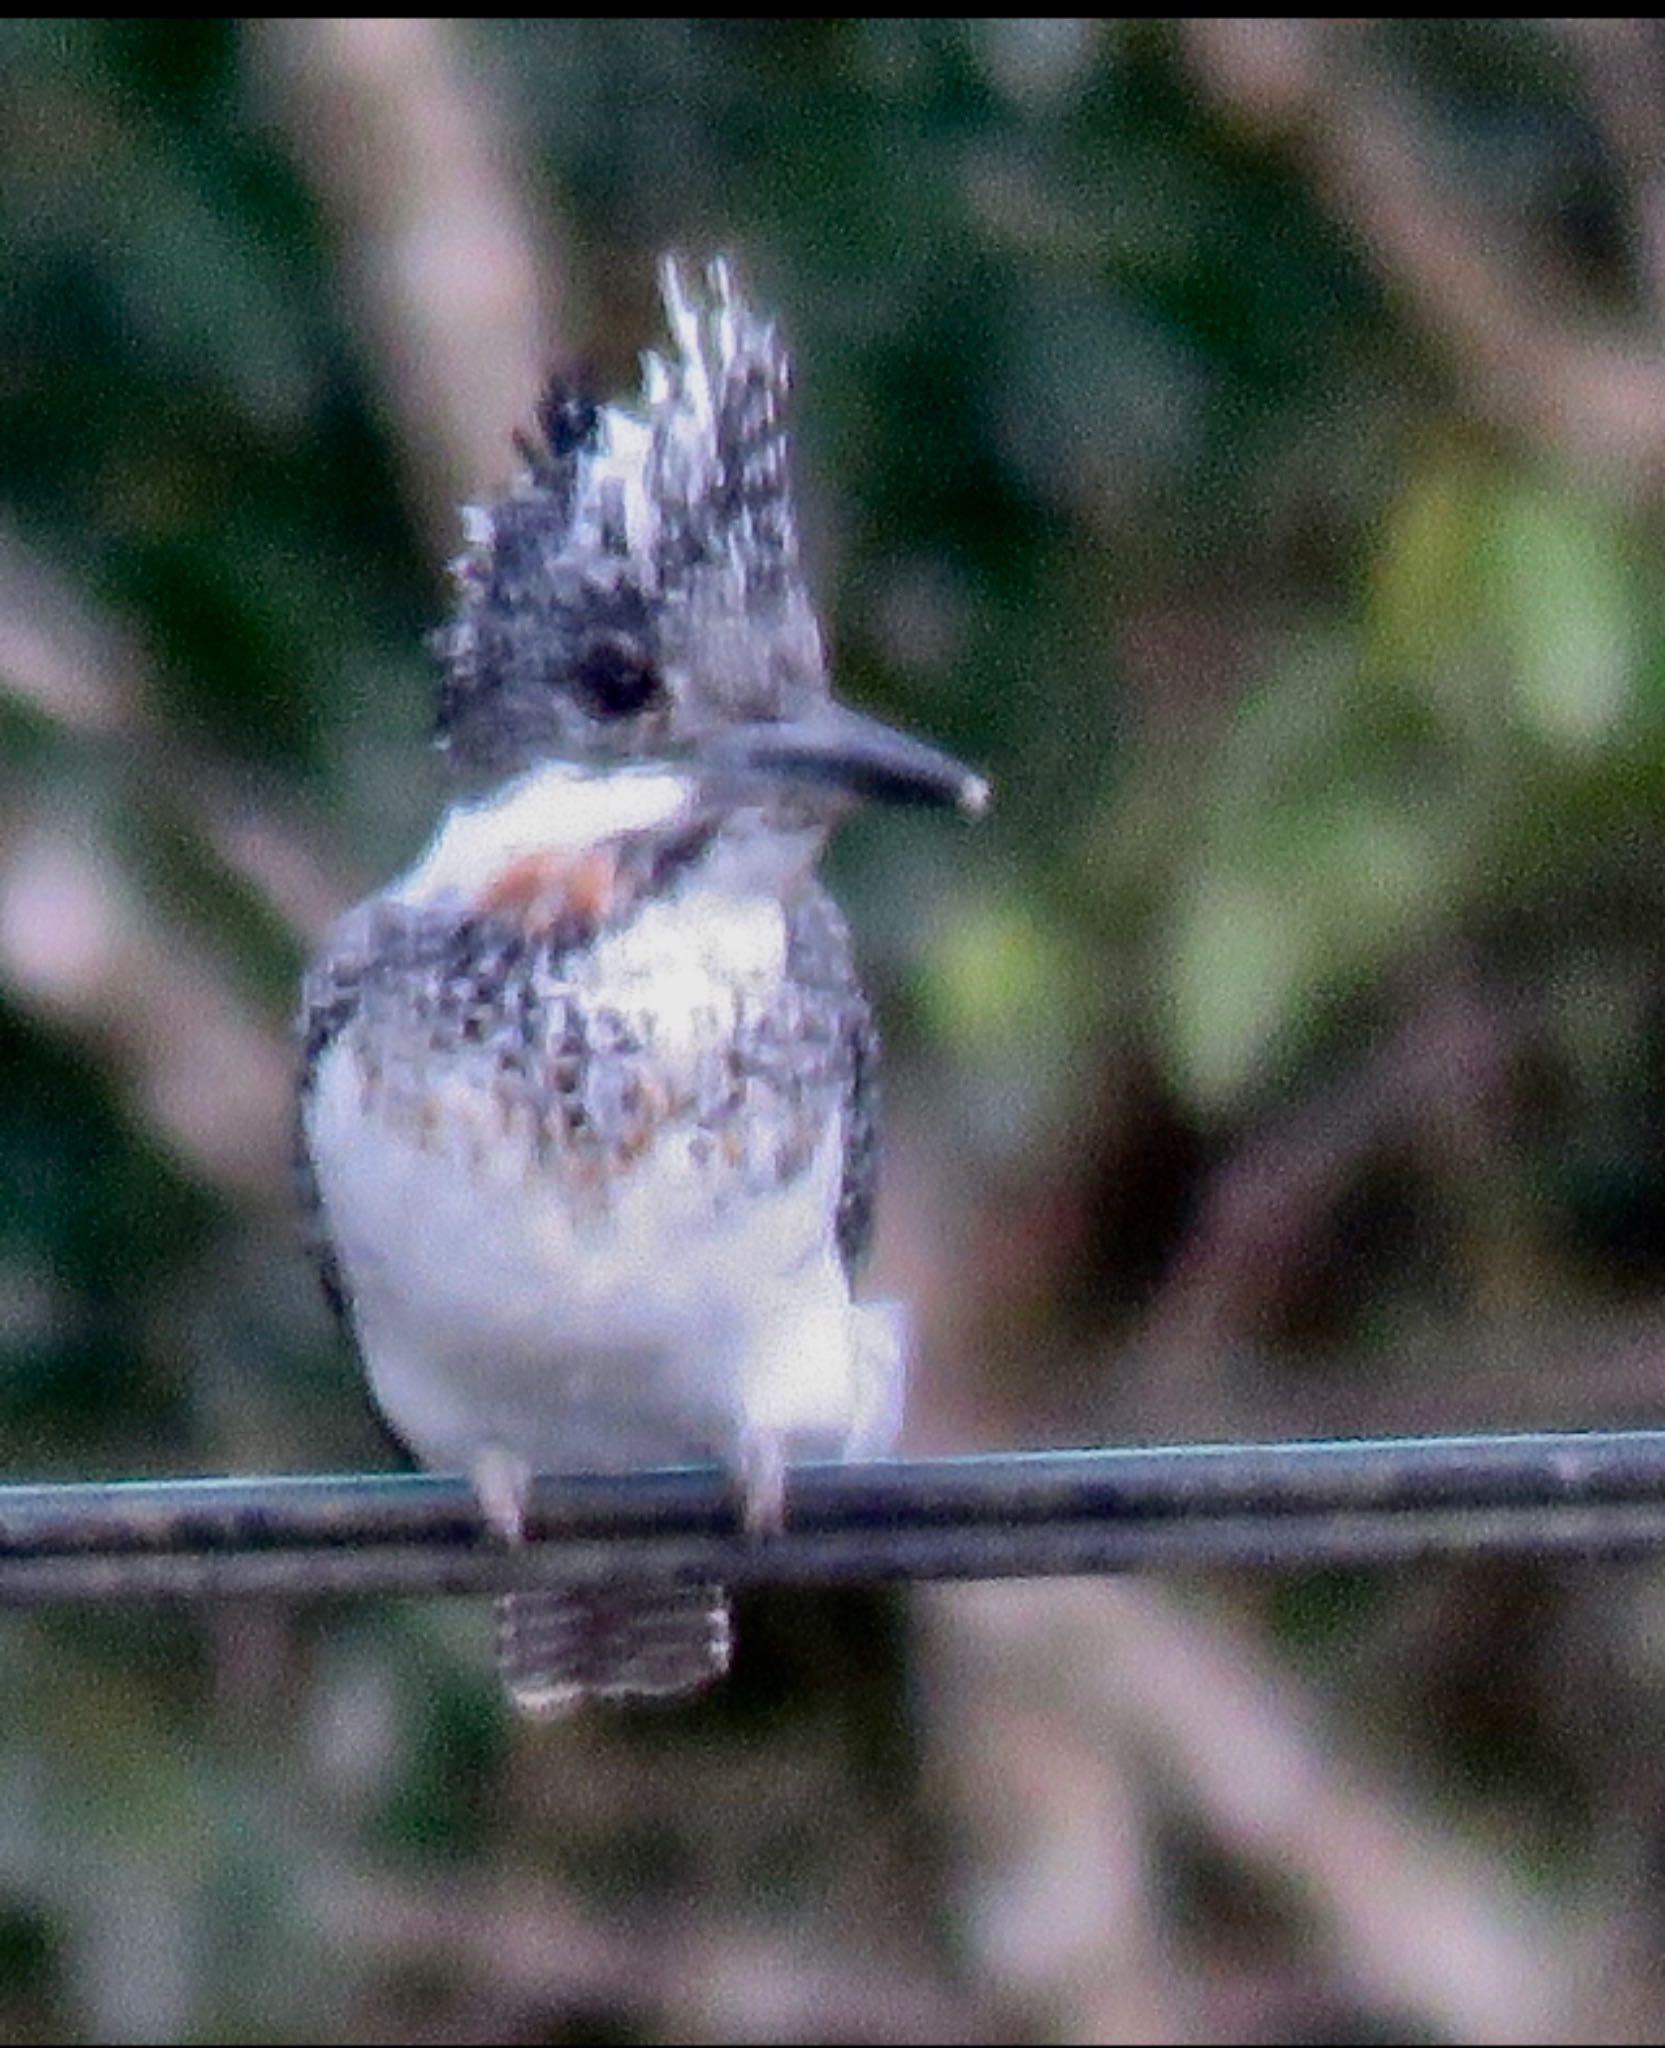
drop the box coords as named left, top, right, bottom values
left=493, top=1584, right=732, bottom=1717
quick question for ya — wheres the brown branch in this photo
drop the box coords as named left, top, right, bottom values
left=0, top=528, right=339, bottom=1200
left=321, top=1869, right=981, bottom=2043
left=0, top=810, right=292, bottom=1200
left=1131, top=968, right=1519, bottom=1380
left=255, top=19, right=568, bottom=551
left=918, top=1598, right=1190, bottom=2044
left=1560, top=18, right=1665, bottom=339
left=0, top=524, right=349, bottom=946
left=922, top=1577, right=1645, bottom=2044
left=1183, top=19, right=1665, bottom=491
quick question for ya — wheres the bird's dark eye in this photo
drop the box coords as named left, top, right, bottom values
left=573, top=632, right=661, bottom=718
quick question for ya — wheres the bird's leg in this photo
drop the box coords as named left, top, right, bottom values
left=471, top=1443, right=535, bottom=1545
left=735, top=1423, right=789, bottom=1535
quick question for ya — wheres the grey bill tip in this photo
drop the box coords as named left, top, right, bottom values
left=702, top=706, right=990, bottom=816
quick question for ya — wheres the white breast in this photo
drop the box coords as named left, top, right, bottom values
left=304, top=882, right=895, bottom=1484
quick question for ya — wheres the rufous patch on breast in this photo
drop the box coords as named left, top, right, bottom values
left=477, top=847, right=621, bottom=934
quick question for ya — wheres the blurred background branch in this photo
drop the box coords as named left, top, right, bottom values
left=1185, top=18, right=1665, bottom=486
left=255, top=17, right=565, bottom=545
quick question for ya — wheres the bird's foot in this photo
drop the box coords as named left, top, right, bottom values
left=735, top=1427, right=788, bottom=1536
left=471, top=1444, right=534, bottom=1545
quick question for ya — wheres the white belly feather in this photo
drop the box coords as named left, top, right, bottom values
left=304, top=887, right=899, bottom=1480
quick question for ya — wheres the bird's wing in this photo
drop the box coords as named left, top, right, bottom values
left=785, top=882, right=879, bottom=1279
left=294, top=899, right=384, bottom=1325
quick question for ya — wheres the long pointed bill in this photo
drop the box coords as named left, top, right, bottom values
left=699, top=705, right=990, bottom=817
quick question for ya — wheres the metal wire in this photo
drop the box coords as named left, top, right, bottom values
left=4, top=1427, right=1665, bottom=1604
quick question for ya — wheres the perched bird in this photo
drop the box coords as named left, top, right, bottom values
left=298, top=255, right=986, bottom=1715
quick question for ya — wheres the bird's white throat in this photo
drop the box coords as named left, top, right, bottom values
left=394, top=761, right=693, bottom=909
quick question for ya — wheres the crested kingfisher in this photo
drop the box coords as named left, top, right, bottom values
left=298, top=256, right=987, bottom=1715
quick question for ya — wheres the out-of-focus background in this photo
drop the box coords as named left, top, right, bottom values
left=6, top=16, right=1665, bottom=2042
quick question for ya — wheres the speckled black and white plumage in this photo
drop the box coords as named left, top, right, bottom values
left=299, top=866, right=878, bottom=1291
left=296, top=259, right=927, bottom=1718
left=299, top=765, right=900, bottom=1716
left=432, top=255, right=827, bottom=784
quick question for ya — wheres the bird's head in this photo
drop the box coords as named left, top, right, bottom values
left=433, top=256, right=985, bottom=822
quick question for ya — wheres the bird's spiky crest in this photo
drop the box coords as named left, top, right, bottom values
left=435, top=256, right=826, bottom=779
